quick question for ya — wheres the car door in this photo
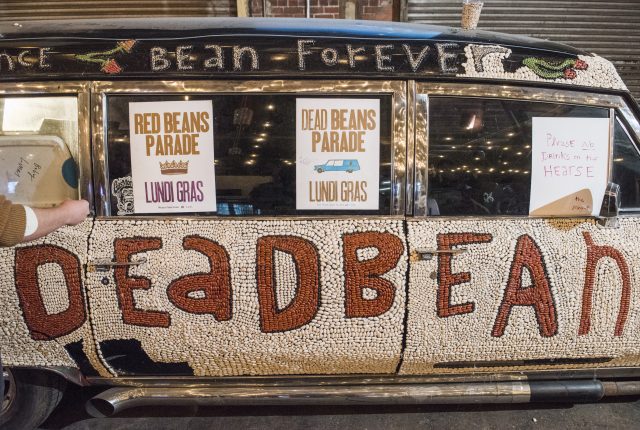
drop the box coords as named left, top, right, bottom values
left=0, top=83, right=106, bottom=377
left=401, top=83, right=640, bottom=374
left=85, top=80, right=409, bottom=377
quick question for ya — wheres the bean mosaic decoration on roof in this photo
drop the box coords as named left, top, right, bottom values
left=0, top=38, right=628, bottom=92
left=523, top=57, right=588, bottom=80
left=459, top=44, right=627, bottom=90
left=74, top=40, right=136, bottom=74
left=2, top=217, right=640, bottom=376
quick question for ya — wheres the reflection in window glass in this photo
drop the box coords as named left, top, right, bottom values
left=612, top=117, right=640, bottom=211
left=106, top=94, right=392, bottom=216
left=3, top=97, right=77, bottom=131
left=0, top=96, right=79, bottom=207
left=427, top=97, right=608, bottom=216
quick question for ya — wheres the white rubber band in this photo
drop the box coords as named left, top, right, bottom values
left=23, top=205, right=38, bottom=236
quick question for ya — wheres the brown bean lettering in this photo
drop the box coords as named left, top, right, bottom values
left=167, top=235, right=232, bottom=321
left=114, top=237, right=169, bottom=328
left=436, top=233, right=493, bottom=317
left=15, top=245, right=86, bottom=340
left=579, top=232, right=631, bottom=336
left=256, top=235, right=320, bottom=333
left=492, top=234, right=557, bottom=338
left=343, top=231, right=404, bottom=318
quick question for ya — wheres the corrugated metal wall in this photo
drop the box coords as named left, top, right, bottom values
left=407, top=0, right=640, bottom=99
left=0, top=0, right=237, bottom=20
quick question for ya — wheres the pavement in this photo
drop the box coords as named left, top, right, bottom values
left=40, top=384, right=640, bottom=429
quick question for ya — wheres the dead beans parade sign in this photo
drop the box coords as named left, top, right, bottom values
left=296, top=99, right=380, bottom=210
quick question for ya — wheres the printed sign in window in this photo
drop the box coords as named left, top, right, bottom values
left=530, top=117, right=609, bottom=216
left=296, top=98, right=380, bottom=210
left=128, top=100, right=216, bottom=213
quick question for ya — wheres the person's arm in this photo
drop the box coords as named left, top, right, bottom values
left=0, top=196, right=27, bottom=247
left=23, top=200, right=90, bottom=242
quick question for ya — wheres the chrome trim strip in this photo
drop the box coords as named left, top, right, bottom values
left=0, top=81, right=93, bottom=210
left=85, top=366, right=640, bottom=388
left=405, top=215, right=594, bottom=221
left=405, top=80, right=415, bottom=216
left=94, top=215, right=406, bottom=221
left=609, top=108, right=615, bottom=182
left=86, top=381, right=531, bottom=417
left=87, top=373, right=525, bottom=387
left=91, top=82, right=109, bottom=216
left=414, top=92, right=428, bottom=216
left=417, top=83, right=628, bottom=108
left=391, top=81, right=407, bottom=216
left=91, top=80, right=404, bottom=95
left=91, top=80, right=406, bottom=217
left=77, top=83, right=93, bottom=210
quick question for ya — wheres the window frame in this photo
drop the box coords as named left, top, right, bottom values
left=412, top=82, right=640, bottom=218
left=0, top=81, right=92, bottom=209
left=91, top=80, right=407, bottom=218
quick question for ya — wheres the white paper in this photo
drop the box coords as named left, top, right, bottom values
left=296, top=98, right=380, bottom=210
left=129, top=100, right=216, bottom=213
left=530, top=117, right=609, bottom=216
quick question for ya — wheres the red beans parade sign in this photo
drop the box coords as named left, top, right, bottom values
left=129, top=100, right=216, bottom=213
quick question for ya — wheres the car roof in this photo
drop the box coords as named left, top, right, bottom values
left=0, top=17, right=584, bottom=57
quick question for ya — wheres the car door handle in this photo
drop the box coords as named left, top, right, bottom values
left=410, top=248, right=466, bottom=262
left=87, top=257, right=147, bottom=272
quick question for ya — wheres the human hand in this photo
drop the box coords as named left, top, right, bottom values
left=59, top=199, right=90, bottom=225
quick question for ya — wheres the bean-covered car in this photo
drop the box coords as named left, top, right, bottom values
left=1, top=17, right=640, bottom=430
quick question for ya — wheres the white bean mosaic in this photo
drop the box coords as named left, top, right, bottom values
left=87, top=218, right=407, bottom=376
left=401, top=217, right=640, bottom=374
left=0, top=220, right=109, bottom=376
left=458, top=44, right=628, bottom=91
left=3, top=216, right=640, bottom=377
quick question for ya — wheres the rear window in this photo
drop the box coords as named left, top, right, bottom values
left=425, top=97, right=609, bottom=216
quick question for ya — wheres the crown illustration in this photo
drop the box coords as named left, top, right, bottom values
left=159, top=160, right=189, bottom=175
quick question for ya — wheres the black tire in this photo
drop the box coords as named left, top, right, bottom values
left=316, top=168, right=324, bottom=173
left=0, top=368, right=66, bottom=430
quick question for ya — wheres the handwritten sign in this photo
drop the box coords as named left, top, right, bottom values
left=296, top=98, right=380, bottom=210
left=530, top=117, right=609, bottom=216
left=129, top=100, right=216, bottom=213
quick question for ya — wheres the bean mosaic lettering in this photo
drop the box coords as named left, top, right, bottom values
left=0, top=40, right=626, bottom=91
left=3, top=218, right=640, bottom=376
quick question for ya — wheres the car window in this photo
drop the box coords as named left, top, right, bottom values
left=0, top=96, right=79, bottom=207
left=426, top=97, right=609, bottom=216
left=105, top=93, right=392, bottom=216
left=612, top=116, right=640, bottom=212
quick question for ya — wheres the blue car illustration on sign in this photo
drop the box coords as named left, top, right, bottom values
left=314, top=159, right=360, bottom=173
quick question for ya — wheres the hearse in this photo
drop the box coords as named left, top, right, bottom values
left=1, top=17, right=640, bottom=429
